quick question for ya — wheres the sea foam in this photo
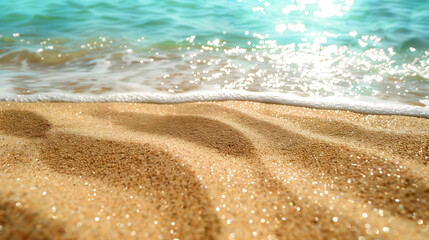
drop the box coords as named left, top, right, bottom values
left=2, top=91, right=428, bottom=118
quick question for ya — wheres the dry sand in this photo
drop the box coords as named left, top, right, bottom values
left=0, top=101, right=428, bottom=240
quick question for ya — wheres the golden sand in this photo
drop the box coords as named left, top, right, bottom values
left=0, top=101, right=428, bottom=240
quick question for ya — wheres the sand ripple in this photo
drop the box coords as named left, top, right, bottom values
left=0, top=102, right=428, bottom=239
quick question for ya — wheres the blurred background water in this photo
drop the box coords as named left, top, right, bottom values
left=0, top=0, right=428, bottom=110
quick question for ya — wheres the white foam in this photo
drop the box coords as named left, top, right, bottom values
left=1, top=90, right=428, bottom=118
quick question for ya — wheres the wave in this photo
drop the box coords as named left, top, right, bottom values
left=1, top=0, right=428, bottom=117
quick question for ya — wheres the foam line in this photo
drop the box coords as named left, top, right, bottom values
left=1, top=91, right=428, bottom=118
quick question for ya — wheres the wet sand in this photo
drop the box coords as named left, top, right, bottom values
left=0, top=101, right=428, bottom=240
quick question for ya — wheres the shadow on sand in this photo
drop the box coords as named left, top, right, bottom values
left=92, top=107, right=371, bottom=239
left=172, top=103, right=429, bottom=224
left=0, top=109, right=221, bottom=240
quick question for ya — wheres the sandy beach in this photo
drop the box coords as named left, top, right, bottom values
left=0, top=101, right=428, bottom=240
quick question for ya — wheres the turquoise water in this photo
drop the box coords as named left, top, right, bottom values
left=0, top=0, right=428, bottom=114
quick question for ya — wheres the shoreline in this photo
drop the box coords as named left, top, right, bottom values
left=1, top=91, right=428, bottom=118
left=0, top=101, right=428, bottom=239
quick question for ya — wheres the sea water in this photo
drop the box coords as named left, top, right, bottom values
left=0, top=0, right=428, bottom=116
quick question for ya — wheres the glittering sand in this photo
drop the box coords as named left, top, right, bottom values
left=0, top=101, right=428, bottom=240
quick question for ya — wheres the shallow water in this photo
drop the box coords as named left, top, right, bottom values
left=0, top=0, right=428, bottom=115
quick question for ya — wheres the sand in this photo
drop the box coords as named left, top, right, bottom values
left=0, top=101, right=428, bottom=240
